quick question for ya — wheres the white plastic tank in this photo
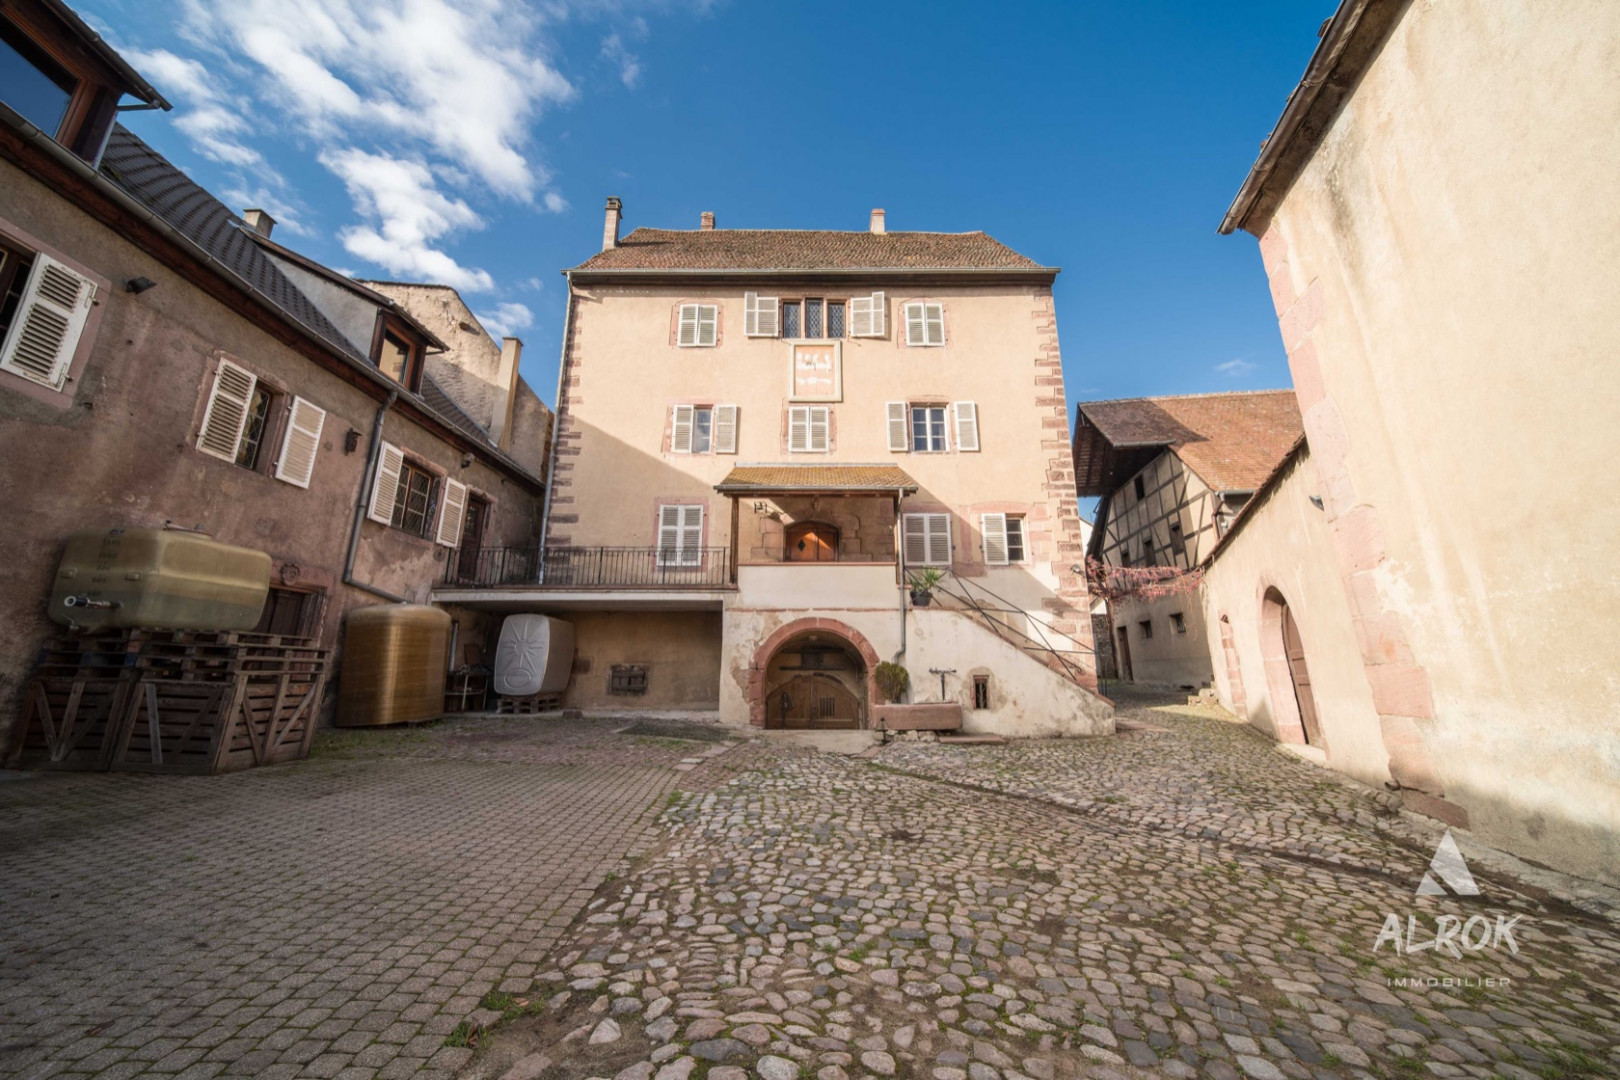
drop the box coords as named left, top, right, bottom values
left=493, top=615, right=574, bottom=696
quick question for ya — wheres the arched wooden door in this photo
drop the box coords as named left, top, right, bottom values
left=1280, top=605, right=1324, bottom=746
left=786, top=522, right=839, bottom=562
left=767, top=673, right=861, bottom=729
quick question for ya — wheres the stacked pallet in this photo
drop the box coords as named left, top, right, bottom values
left=9, top=630, right=331, bottom=775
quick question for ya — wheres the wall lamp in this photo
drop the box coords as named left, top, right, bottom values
left=125, top=277, right=157, bottom=294
left=1308, top=494, right=1326, bottom=510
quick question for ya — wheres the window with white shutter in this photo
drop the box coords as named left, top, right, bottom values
left=788, top=406, right=829, bottom=452
left=436, top=478, right=469, bottom=548
left=713, top=404, right=738, bottom=453
left=953, top=401, right=980, bottom=451
left=886, top=402, right=908, bottom=452
left=367, top=441, right=406, bottom=524
left=196, top=358, right=258, bottom=462
left=671, top=404, right=695, bottom=453
left=657, top=504, right=705, bottom=567
left=0, top=254, right=96, bottom=390
left=273, top=396, right=326, bottom=488
left=743, top=293, right=779, bottom=337
left=677, top=303, right=719, bottom=347
left=848, top=291, right=886, bottom=337
left=903, top=513, right=952, bottom=567
left=903, top=301, right=945, bottom=346
left=981, top=513, right=1010, bottom=565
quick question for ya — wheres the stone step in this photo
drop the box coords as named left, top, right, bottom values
left=937, top=734, right=1007, bottom=746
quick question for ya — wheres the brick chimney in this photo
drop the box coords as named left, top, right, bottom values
left=700, top=211, right=715, bottom=230
left=602, top=196, right=622, bottom=251
left=242, top=209, right=276, bottom=238
left=869, top=208, right=885, bottom=234
left=489, top=337, right=523, bottom=451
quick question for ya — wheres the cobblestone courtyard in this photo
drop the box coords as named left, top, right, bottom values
left=3, top=697, right=1618, bottom=1080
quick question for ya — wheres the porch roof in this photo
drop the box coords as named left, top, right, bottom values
left=715, top=464, right=918, bottom=495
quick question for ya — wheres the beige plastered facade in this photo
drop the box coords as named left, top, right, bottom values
left=1239, top=0, right=1620, bottom=881
left=547, top=277, right=1111, bottom=736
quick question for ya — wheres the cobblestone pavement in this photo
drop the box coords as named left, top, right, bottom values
left=464, top=693, right=1620, bottom=1080
left=0, top=716, right=765, bottom=1080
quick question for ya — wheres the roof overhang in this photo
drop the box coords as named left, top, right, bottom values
left=568, top=267, right=1058, bottom=286
left=1071, top=403, right=1171, bottom=498
left=1219, top=0, right=1411, bottom=236
left=715, top=463, right=918, bottom=496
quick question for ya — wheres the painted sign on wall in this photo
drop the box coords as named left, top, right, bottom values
left=792, top=343, right=840, bottom=401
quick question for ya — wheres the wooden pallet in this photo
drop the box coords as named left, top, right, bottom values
left=496, top=693, right=562, bottom=715
left=7, top=676, right=136, bottom=770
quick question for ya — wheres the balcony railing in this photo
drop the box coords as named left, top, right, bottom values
left=442, top=546, right=732, bottom=589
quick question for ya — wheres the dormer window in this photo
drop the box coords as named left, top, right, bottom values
left=0, top=18, right=76, bottom=138
left=372, top=316, right=424, bottom=390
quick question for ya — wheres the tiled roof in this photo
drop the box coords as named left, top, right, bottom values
left=715, top=464, right=919, bottom=494
left=572, top=229, right=1047, bottom=273
left=1072, top=390, right=1303, bottom=496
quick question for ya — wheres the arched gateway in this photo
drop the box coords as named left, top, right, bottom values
left=745, top=618, right=881, bottom=729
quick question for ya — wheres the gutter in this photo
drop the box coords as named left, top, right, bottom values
left=342, top=391, right=409, bottom=603
left=0, top=106, right=541, bottom=493
left=567, top=267, right=1059, bottom=286
left=536, top=272, right=575, bottom=582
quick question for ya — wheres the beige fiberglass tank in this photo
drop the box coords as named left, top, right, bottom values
left=336, top=604, right=451, bottom=726
left=49, top=527, right=271, bottom=632
left=493, top=615, right=574, bottom=696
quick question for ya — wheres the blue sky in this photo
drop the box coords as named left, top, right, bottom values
left=81, top=0, right=1332, bottom=410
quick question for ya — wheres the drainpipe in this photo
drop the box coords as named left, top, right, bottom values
left=894, top=487, right=907, bottom=667
left=343, top=390, right=408, bottom=603
left=536, top=272, right=575, bottom=583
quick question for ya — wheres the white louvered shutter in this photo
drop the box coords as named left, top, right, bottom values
left=924, top=303, right=945, bottom=345
left=868, top=292, right=886, bottom=336
left=903, top=515, right=928, bottom=567
left=905, top=513, right=951, bottom=566
left=744, top=294, right=778, bottom=337
left=196, top=358, right=258, bottom=461
left=953, top=401, right=980, bottom=452
left=696, top=305, right=718, bottom=346
left=436, top=478, right=469, bottom=548
left=671, top=405, right=695, bottom=453
left=903, top=302, right=926, bottom=346
left=658, top=505, right=681, bottom=564
left=849, top=296, right=872, bottom=337
left=808, top=406, right=829, bottom=452
left=677, top=304, right=700, bottom=347
left=886, top=402, right=908, bottom=452
left=0, top=255, right=95, bottom=389
left=679, top=505, right=703, bottom=565
left=788, top=406, right=810, bottom=453
left=368, top=441, right=405, bottom=524
left=713, top=405, right=738, bottom=453
left=982, top=513, right=1010, bottom=565
left=659, top=505, right=703, bottom=566
left=273, top=396, right=326, bottom=487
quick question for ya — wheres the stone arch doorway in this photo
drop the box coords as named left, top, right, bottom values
left=747, top=618, right=881, bottom=729
left=1260, top=588, right=1325, bottom=749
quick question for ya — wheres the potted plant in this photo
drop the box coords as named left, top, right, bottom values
left=907, top=567, right=945, bottom=606
left=873, top=661, right=910, bottom=705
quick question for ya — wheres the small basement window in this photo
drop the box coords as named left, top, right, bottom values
left=1170, top=612, right=1186, bottom=634
left=609, top=664, right=649, bottom=695
left=1138, top=619, right=1153, bottom=640
left=973, top=675, right=989, bottom=710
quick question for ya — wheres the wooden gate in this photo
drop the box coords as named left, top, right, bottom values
left=767, top=673, right=862, bottom=730
left=1280, top=605, right=1324, bottom=747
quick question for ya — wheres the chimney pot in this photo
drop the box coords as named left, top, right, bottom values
left=242, top=208, right=276, bottom=238
left=603, top=196, right=623, bottom=252
left=869, top=208, right=885, bottom=235
left=700, top=211, right=715, bottom=230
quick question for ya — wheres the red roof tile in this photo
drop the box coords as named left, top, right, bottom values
left=1072, top=390, right=1303, bottom=496
left=715, top=464, right=918, bottom=494
left=572, top=229, right=1047, bottom=273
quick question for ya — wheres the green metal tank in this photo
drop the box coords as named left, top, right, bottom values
left=49, top=527, right=271, bottom=632
left=336, top=604, right=451, bottom=727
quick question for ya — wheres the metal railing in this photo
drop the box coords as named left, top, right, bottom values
left=442, top=546, right=732, bottom=589
left=929, top=571, right=1096, bottom=687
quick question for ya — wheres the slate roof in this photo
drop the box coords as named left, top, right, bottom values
left=97, top=126, right=537, bottom=479
left=572, top=229, right=1048, bottom=273
left=1072, top=390, right=1303, bottom=497
left=715, top=464, right=919, bottom=494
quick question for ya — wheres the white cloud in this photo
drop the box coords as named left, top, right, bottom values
left=600, top=32, right=641, bottom=88
left=521, top=276, right=546, bottom=292
left=321, top=149, right=494, bottom=292
left=477, top=302, right=535, bottom=338
left=1216, top=359, right=1258, bottom=376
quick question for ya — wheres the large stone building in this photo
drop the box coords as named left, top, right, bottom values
left=0, top=1, right=550, bottom=742
left=1073, top=390, right=1301, bottom=688
left=1212, top=0, right=1619, bottom=882
left=439, top=201, right=1112, bottom=736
